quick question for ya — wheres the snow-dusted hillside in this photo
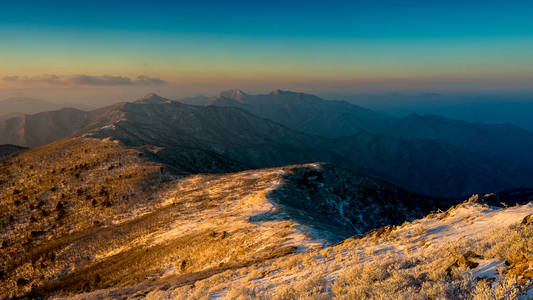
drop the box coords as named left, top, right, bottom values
left=0, top=139, right=444, bottom=298
left=1, top=137, right=531, bottom=299
left=69, top=200, right=533, bottom=299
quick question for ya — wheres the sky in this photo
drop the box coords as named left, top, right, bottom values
left=1, top=0, right=533, bottom=101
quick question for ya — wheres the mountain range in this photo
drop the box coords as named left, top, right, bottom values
left=1, top=91, right=533, bottom=198
left=199, top=89, right=533, bottom=168
left=1, top=90, right=532, bottom=298
left=0, top=97, right=93, bottom=122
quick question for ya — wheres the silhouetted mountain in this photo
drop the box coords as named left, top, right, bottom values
left=0, top=97, right=93, bottom=120
left=0, top=97, right=63, bottom=115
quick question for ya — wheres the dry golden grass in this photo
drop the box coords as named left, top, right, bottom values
left=146, top=203, right=533, bottom=300
left=2, top=138, right=532, bottom=299
left=0, top=137, right=170, bottom=297
left=0, top=138, right=318, bottom=298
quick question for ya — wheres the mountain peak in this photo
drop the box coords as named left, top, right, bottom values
left=217, top=89, right=248, bottom=101
left=270, top=89, right=298, bottom=96
left=137, top=93, right=169, bottom=104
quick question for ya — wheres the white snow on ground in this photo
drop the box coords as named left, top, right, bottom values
left=53, top=187, right=533, bottom=299
left=153, top=168, right=325, bottom=251
left=227, top=201, right=533, bottom=295
left=362, top=201, right=533, bottom=256
left=471, top=259, right=506, bottom=280
left=411, top=202, right=533, bottom=248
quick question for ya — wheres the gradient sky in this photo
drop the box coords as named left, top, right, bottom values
left=1, top=0, right=533, bottom=98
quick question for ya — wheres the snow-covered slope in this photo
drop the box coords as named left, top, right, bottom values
left=1, top=137, right=531, bottom=299
left=0, top=139, right=444, bottom=298
left=71, top=200, right=533, bottom=299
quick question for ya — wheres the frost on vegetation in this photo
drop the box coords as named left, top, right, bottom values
left=168, top=201, right=533, bottom=300
left=1, top=143, right=532, bottom=300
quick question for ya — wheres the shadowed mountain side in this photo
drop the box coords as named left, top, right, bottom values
left=484, top=188, right=533, bottom=206
left=388, top=113, right=533, bottom=168
left=203, top=89, right=533, bottom=168
left=83, top=98, right=533, bottom=197
left=323, top=131, right=533, bottom=197
left=0, top=144, right=26, bottom=157
left=82, top=100, right=348, bottom=172
left=137, top=145, right=253, bottom=174
left=259, top=164, right=448, bottom=241
left=204, top=89, right=390, bottom=138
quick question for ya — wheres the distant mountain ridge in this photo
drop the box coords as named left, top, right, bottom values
left=385, top=113, right=533, bottom=168
left=198, top=89, right=533, bottom=168
left=0, top=97, right=93, bottom=121
left=0, top=108, right=90, bottom=147
left=0, top=97, right=63, bottom=115
left=204, top=89, right=390, bottom=138
left=1, top=92, right=533, bottom=197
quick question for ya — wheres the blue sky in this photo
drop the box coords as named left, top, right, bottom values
left=1, top=0, right=532, bottom=94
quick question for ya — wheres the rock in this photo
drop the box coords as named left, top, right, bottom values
left=521, top=214, right=533, bottom=225
left=447, top=251, right=483, bottom=275
left=482, top=193, right=500, bottom=205
left=372, top=225, right=396, bottom=238
left=507, top=257, right=533, bottom=285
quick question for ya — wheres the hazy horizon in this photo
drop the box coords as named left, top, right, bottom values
left=2, top=0, right=533, bottom=99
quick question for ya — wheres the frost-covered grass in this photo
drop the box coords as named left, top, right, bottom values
left=140, top=201, right=532, bottom=300
left=2, top=138, right=532, bottom=299
left=0, top=140, right=327, bottom=298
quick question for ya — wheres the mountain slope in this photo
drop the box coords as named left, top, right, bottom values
left=0, top=138, right=447, bottom=298
left=203, top=89, right=389, bottom=138
left=127, top=200, right=530, bottom=300
left=324, top=131, right=533, bottom=197
left=0, top=108, right=90, bottom=147
left=1, top=93, right=532, bottom=197
left=2, top=138, right=530, bottom=299
left=203, top=89, right=533, bottom=168
left=389, top=113, right=533, bottom=168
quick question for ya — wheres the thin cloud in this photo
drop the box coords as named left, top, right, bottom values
left=2, top=75, right=20, bottom=82
left=135, top=75, right=166, bottom=85
left=2, top=74, right=166, bottom=86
